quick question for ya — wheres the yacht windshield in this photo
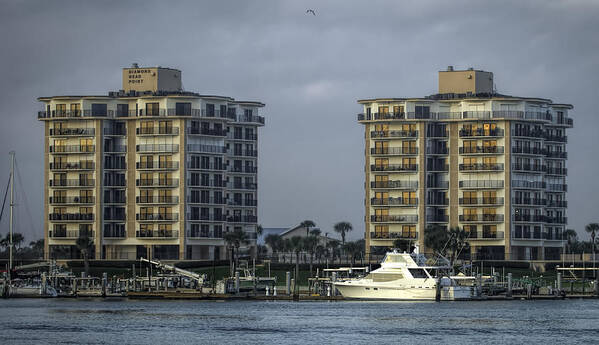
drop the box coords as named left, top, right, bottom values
left=408, top=268, right=429, bottom=278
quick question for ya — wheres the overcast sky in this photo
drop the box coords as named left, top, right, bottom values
left=0, top=0, right=598, bottom=243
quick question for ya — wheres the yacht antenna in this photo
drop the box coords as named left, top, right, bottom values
left=8, top=151, right=15, bottom=271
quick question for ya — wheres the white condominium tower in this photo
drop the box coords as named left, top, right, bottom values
left=358, top=67, right=572, bottom=261
left=38, top=65, right=265, bottom=261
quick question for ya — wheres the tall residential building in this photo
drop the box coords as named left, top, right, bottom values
left=358, top=67, right=573, bottom=261
left=38, top=65, right=265, bottom=261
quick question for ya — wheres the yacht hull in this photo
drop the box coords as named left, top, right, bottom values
left=334, top=283, right=472, bottom=301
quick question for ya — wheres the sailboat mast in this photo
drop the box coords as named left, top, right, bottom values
left=8, top=151, right=14, bottom=271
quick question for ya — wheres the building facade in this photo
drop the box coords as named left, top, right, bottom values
left=358, top=67, right=573, bottom=261
left=38, top=65, right=265, bottom=261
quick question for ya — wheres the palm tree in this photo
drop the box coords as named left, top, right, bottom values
left=303, top=235, right=319, bottom=276
left=424, top=224, right=449, bottom=257
left=564, top=229, right=578, bottom=254
left=256, top=224, right=264, bottom=237
left=315, top=245, right=326, bottom=264
left=289, top=236, right=304, bottom=294
left=342, top=241, right=363, bottom=267
left=309, top=228, right=321, bottom=237
left=586, top=223, right=599, bottom=264
left=264, top=234, right=282, bottom=259
left=334, top=221, right=353, bottom=244
left=327, top=240, right=340, bottom=263
left=282, top=238, right=292, bottom=263
left=223, top=229, right=250, bottom=277
left=301, top=220, right=316, bottom=236
left=29, top=239, right=44, bottom=259
left=447, top=226, right=469, bottom=269
left=75, top=235, right=94, bottom=277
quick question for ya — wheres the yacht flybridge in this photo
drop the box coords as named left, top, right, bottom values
left=333, top=250, right=475, bottom=301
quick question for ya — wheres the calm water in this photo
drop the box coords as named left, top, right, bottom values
left=1, top=298, right=599, bottom=344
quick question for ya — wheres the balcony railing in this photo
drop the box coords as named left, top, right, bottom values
left=546, top=167, right=568, bottom=175
left=187, top=144, right=226, bottom=154
left=230, top=149, right=258, bottom=157
left=103, top=128, right=127, bottom=136
left=371, top=181, right=418, bottom=189
left=136, top=144, right=179, bottom=153
left=546, top=200, right=568, bottom=208
left=459, top=197, right=504, bottom=205
left=512, top=198, right=546, bottom=206
left=370, top=232, right=418, bottom=240
left=512, top=147, right=546, bottom=155
left=104, top=196, right=126, bottom=203
left=49, top=128, right=95, bottom=136
left=136, top=161, right=180, bottom=170
left=49, top=179, right=95, bottom=187
left=545, top=151, right=568, bottom=159
left=228, top=166, right=257, bottom=174
left=426, top=147, right=449, bottom=155
left=513, top=129, right=545, bottom=138
left=189, top=197, right=227, bottom=205
left=190, top=128, right=227, bottom=136
left=187, top=230, right=223, bottom=239
left=228, top=183, right=257, bottom=190
left=136, top=213, right=179, bottom=221
left=227, top=199, right=258, bottom=207
left=49, top=213, right=94, bottom=221
left=188, top=180, right=226, bottom=188
left=136, top=196, right=180, bottom=204
left=370, top=164, right=418, bottom=172
left=136, top=179, right=179, bottom=187
left=104, top=229, right=126, bottom=238
left=228, top=133, right=258, bottom=141
left=38, top=109, right=113, bottom=119
left=459, top=129, right=504, bottom=137
left=547, top=183, right=568, bottom=192
left=427, top=163, right=449, bottom=172
left=459, top=146, right=504, bottom=154
left=49, top=196, right=95, bottom=205
left=189, top=163, right=227, bottom=171
left=459, top=180, right=504, bottom=189
left=459, top=163, right=504, bottom=171
left=227, top=215, right=258, bottom=223
left=104, top=145, right=127, bottom=153
left=426, top=215, right=449, bottom=222
left=371, top=198, right=418, bottom=206
left=234, top=114, right=265, bottom=124
left=512, top=180, right=546, bottom=189
left=136, top=229, right=179, bottom=239
left=49, top=145, right=95, bottom=153
left=370, top=215, right=418, bottom=223
left=49, top=229, right=95, bottom=239
left=371, top=147, right=418, bottom=155
left=49, top=162, right=95, bottom=170
left=187, top=214, right=227, bottom=222
left=512, top=164, right=546, bottom=173
left=513, top=214, right=547, bottom=222
left=370, top=130, right=418, bottom=138
left=459, top=214, right=504, bottom=222
left=426, top=181, right=449, bottom=189
left=544, top=134, right=568, bottom=143
left=136, top=127, right=180, bottom=135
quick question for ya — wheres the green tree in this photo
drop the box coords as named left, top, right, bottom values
left=446, top=226, right=469, bottom=269
left=29, top=239, right=44, bottom=259
left=223, top=229, right=249, bottom=276
left=264, top=234, right=282, bottom=258
left=334, top=221, right=353, bottom=245
left=342, top=240, right=364, bottom=267
left=301, top=220, right=316, bottom=236
left=309, top=228, right=321, bottom=237
left=564, top=229, right=578, bottom=253
left=75, top=235, right=94, bottom=277
left=256, top=224, right=264, bottom=236
left=289, top=236, right=305, bottom=294
left=326, top=239, right=340, bottom=263
left=303, top=235, right=319, bottom=276
left=424, top=225, right=449, bottom=257
left=585, top=223, right=599, bottom=262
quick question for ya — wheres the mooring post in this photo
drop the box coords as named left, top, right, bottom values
left=476, top=274, right=482, bottom=298
left=290, top=278, right=295, bottom=296
left=285, top=272, right=291, bottom=295
left=557, top=272, right=562, bottom=291
left=132, top=264, right=136, bottom=279
left=527, top=284, right=532, bottom=299
left=235, top=271, right=240, bottom=294
left=332, top=272, right=338, bottom=296
left=72, top=279, right=77, bottom=297
left=102, top=273, right=107, bottom=298
left=595, top=274, right=599, bottom=297
left=507, top=273, right=512, bottom=298
left=41, top=272, right=47, bottom=296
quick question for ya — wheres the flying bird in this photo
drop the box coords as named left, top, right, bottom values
left=306, top=9, right=316, bottom=16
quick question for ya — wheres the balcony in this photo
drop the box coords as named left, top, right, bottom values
left=459, top=128, right=504, bottom=137
left=49, top=128, right=95, bottom=136
left=103, top=196, right=126, bottom=203
left=104, top=229, right=126, bottom=238
left=187, top=214, right=227, bottom=222
left=512, top=147, right=546, bottom=155
left=544, top=134, right=568, bottom=143
left=512, top=198, right=546, bottom=206
left=38, top=109, right=112, bottom=119
left=136, top=127, right=180, bottom=136
left=187, top=230, right=223, bottom=239
left=105, top=163, right=127, bottom=170
left=103, top=128, right=127, bottom=136
left=459, top=163, right=504, bottom=172
left=104, top=180, right=126, bottom=188
left=546, top=167, right=568, bottom=175
left=370, top=164, right=418, bottom=172
left=228, top=166, right=257, bottom=174
left=426, top=215, right=449, bottom=222
left=229, top=182, right=257, bottom=190
left=136, top=144, right=179, bottom=153
left=49, top=145, right=95, bottom=154
left=49, top=229, right=95, bottom=239
left=227, top=199, right=258, bottom=207
left=513, top=129, right=545, bottom=138
left=227, top=215, right=258, bottom=223
left=190, top=128, right=227, bottom=136
left=370, top=231, right=418, bottom=240
left=370, top=215, right=418, bottom=223
left=426, top=198, right=449, bottom=206
left=228, top=133, right=258, bottom=141
left=477, top=231, right=505, bottom=240
left=546, top=217, right=568, bottom=225
left=136, top=229, right=179, bottom=239
left=545, top=151, right=568, bottom=159
left=136, top=196, right=180, bottom=204
left=187, top=144, right=226, bottom=154
left=459, top=214, right=504, bottom=222
left=230, top=149, right=258, bottom=157
left=136, top=213, right=179, bottom=221
left=189, top=197, right=227, bottom=205
left=459, top=197, right=504, bottom=206
left=104, top=145, right=127, bottom=153
left=371, top=181, right=418, bottom=189
left=189, top=163, right=226, bottom=171
left=49, top=179, right=95, bottom=188
left=512, top=164, right=546, bottom=173
left=234, top=114, right=265, bottom=125
left=459, top=146, right=504, bottom=155
left=459, top=180, right=504, bottom=189
left=49, top=162, right=95, bottom=171
left=371, top=147, right=418, bottom=155
left=546, top=200, right=567, bottom=208
left=136, top=178, right=179, bottom=188
left=426, top=147, right=449, bottom=155
left=370, top=130, right=418, bottom=139
left=136, top=161, right=180, bottom=170
left=49, top=213, right=94, bottom=222
left=188, top=180, right=226, bottom=188
left=371, top=197, right=418, bottom=206
left=512, top=180, right=546, bottom=189
left=49, top=196, right=95, bottom=205
left=513, top=214, right=546, bottom=222
left=427, top=163, right=449, bottom=172
left=426, top=181, right=449, bottom=189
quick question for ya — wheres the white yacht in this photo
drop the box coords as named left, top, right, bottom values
left=334, top=250, right=474, bottom=301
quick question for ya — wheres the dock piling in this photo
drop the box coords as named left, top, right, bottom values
left=285, top=272, right=291, bottom=295
left=507, top=273, right=512, bottom=298
left=235, top=272, right=240, bottom=294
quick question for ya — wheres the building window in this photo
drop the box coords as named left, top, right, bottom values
left=176, top=102, right=191, bottom=116
left=91, top=103, right=107, bottom=116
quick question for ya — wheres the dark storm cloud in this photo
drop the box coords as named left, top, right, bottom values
left=0, top=0, right=598, bottom=241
